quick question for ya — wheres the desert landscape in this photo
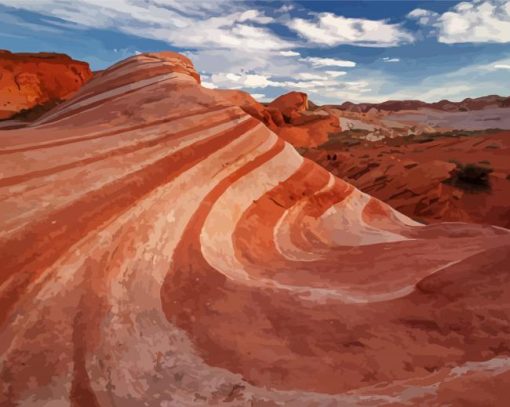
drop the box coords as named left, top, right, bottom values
left=1, top=0, right=510, bottom=406
left=0, top=48, right=509, bottom=406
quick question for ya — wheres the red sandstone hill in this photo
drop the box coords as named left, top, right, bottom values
left=0, top=50, right=92, bottom=120
left=1, top=52, right=510, bottom=406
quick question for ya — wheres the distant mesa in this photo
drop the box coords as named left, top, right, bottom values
left=333, top=95, right=510, bottom=113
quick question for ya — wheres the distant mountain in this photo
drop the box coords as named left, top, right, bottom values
left=330, top=95, right=510, bottom=113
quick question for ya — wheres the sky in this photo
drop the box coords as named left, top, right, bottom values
left=0, top=0, right=509, bottom=104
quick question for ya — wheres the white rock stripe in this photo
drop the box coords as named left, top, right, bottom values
left=273, top=173, right=336, bottom=261
left=200, top=141, right=303, bottom=282
left=36, top=72, right=193, bottom=126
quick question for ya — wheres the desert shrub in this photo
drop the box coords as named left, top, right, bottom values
left=446, top=162, right=493, bottom=191
left=457, top=163, right=492, bottom=185
left=485, top=144, right=500, bottom=149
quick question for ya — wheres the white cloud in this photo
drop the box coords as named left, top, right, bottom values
left=4, top=1, right=290, bottom=51
left=297, top=72, right=328, bottom=80
left=210, top=72, right=281, bottom=88
left=407, top=8, right=439, bottom=25
left=325, top=70, right=347, bottom=78
left=238, top=9, right=273, bottom=24
left=343, top=81, right=371, bottom=91
left=7, top=0, right=508, bottom=106
left=250, top=93, right=269, bottom=101
left=409, top=0, right=510, bottom=44
left=279, top=50, right=300, bottom=57
left=300, top=56, right=356, bottom=68
left=243, top=74, right=280, bottom=88
left=276, top=4, right=295, bottom=13
left=417, top=84, right=474, bottom=101
left=202, top=81, right=218, bottom=89
left=288, top=12, right=414, bottom=47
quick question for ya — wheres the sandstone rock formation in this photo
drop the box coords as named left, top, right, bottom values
left=1, top=51, right=510, bottom=406
left=0, top=50, right=92, bottom=120
left=267, top=90, right=309, bottom=120
left=304, top=132, right=510, bottom=227
left=216, top=89, right=279, bottom=131
left=218, top=90, right=341, bottom=148
left=266, top=91, right=341, bottom=147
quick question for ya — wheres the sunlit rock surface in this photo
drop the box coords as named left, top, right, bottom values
left=0, top=50, right=92, bottom=120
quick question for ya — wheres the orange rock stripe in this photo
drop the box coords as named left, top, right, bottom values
left=0, top=105, right=234, bottom=153
left=0, top=109, right=244, bottom=188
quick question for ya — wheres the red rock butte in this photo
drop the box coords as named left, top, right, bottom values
left=1, top=51, right=510, bottom=406
left=0, top=50, right=93, bottom=120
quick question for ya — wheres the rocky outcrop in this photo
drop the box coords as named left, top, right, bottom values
left=1, top=51, right=510, bottom=406
left=267, top=90, right=309, bottom=120
left=216, top=89, right=279, bottom=131
left=303, top=132, right=510, bottom=227
left=0, top=50, right=92, bottom=120
left=266, top=91, right=341, bottom=147
left=218, top=90, right=341, bottom=148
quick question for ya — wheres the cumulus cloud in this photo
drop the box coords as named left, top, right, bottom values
left=238, top=9, right=273, bottom=24
left=10, top=0, right=507, bottom=105
left=325, top=71, right=347, bottom=78
left=210, top=72, right=282, bottom=89
left=279, top=50, right=300, bottom=57
left=407, top=8, right=440, bottom=25
left=201, top=81, right=218, bottom=89
left=409, top=0, right=510, bottom=44
left=297, top=72, right=328, bottom=80
left=288, top=12, right=414, bottom=47
left=250, top=93, right=269, bottom=101
left=3, top=0, right=289, bottom=51
left=276, top=4, right=295, bottom=13
left=1, top=0, right=369, bottom=103
left=300, top=57, right=356, bottom=68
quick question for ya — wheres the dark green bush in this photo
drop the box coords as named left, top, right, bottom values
left=446, top=162, right=493, bottom=191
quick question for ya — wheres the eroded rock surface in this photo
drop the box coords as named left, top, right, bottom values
left=0, top=50, right=93, bottom=120
left=1, top=52, right=509, bottom=406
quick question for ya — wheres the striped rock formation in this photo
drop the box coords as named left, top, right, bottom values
left=1, top=52, right=510, bottom=406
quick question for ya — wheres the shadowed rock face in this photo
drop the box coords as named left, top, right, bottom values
left=1, top=52, right=510, bottom=406
left=0, top=50, right=93, bottom=120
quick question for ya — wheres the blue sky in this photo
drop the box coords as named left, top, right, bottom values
left=1, top=0, right=509, bottom=104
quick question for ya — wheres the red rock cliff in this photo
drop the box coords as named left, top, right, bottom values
left=0, top=50, right=92, bottom=120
